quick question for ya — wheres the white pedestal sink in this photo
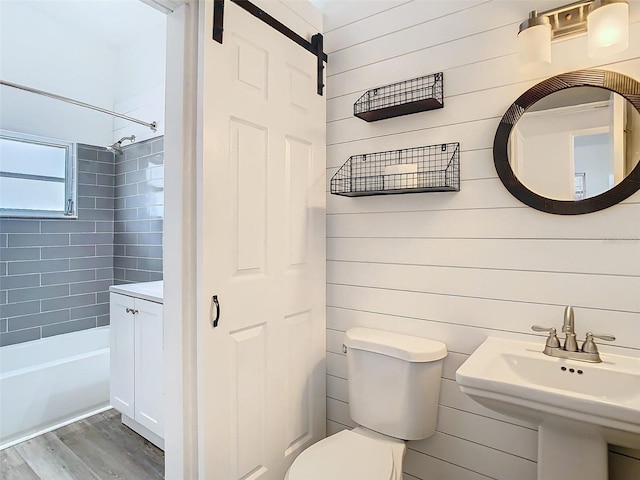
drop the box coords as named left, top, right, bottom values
left=455, top=337, right=640, bottom=480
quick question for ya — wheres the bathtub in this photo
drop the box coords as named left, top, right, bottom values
left=0, top=327, right=110, bottom=449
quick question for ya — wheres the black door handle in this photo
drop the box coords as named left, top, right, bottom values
left=212, top=295, right=220, bottom=328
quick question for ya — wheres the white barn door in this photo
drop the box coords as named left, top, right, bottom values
left=196, top=1, right=326, bottom=478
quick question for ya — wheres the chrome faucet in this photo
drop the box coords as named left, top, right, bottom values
left=531, top=306, right=615, bottom=363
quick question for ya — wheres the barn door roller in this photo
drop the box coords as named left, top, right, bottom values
left=212, top=0, right=328, bottom=95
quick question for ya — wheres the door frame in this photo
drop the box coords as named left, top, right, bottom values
left=157, top=1, right=199, bottom=479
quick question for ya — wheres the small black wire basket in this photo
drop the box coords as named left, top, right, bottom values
left=353, top=72, right=444, bottom=122
left=330, top=143, right=460, bottom=197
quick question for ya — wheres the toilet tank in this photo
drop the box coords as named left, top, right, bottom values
left=343, top=327, right=447, bottom=441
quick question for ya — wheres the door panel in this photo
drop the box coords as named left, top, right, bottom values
left=284, top=310, right=313, bottom=456
left=236, top=35, right=269, bottom=95
left=230, top=323, right=267, bottom=478
left=110, top=293, right=135, bottom=418
left=229, top=118, right=268, bottom=277
left=285, top=136, right=312, bottom=268
left=135, top=299, right=164, bottom=438
left=287, top=64, right=313, bottom=111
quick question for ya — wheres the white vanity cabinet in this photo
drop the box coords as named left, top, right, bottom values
left=109, top=281, right=164, bottom=449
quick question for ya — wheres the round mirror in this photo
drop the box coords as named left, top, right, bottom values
left=494, top=70, right=640, bottom=215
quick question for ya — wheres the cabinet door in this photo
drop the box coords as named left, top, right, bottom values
left=110, top=293, right=135, bottom=418
left=134, top=298, right=164, bottom=438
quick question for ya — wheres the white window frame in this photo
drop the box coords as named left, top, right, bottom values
left=0, top=130, right=77, bottom=219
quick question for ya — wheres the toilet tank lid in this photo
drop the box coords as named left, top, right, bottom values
left=344, top=327, right=447, bottom=362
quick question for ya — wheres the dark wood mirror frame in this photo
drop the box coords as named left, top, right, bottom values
left=493, top=69, right=640, bottom=215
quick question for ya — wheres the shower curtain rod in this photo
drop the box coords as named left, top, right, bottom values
left=0, top=80, right=158, bottom=132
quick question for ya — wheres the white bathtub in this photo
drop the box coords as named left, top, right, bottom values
left=0, top=327, right=110, bottom=449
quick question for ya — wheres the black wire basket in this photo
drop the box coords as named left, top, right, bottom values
left=353, top=73, right=444, bottom=122
left=330, top=143, right=460, bottom=197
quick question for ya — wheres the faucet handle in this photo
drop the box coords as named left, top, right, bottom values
left=589, top=332, right=615, bottom=342
left=531, top=325, right=561, bottom=348
left=532, top=325, right=555, bottom=333
left=581, top=332, right=615, bottom=354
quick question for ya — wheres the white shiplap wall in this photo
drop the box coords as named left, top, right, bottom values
left=322, top=1, right=640, bottom=479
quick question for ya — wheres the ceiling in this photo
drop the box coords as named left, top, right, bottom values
left=17, top=0, right=166, bottom=50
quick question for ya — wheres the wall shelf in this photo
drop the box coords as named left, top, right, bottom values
left=353, top=73, right=444, bottom=122
left=330, top=143, right=460, bottom=197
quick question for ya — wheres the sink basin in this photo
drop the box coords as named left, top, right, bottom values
left=456, top=337, right=640, bottom=480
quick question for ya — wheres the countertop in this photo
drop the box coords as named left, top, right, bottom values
left=109, top=281, right=163, bottom=304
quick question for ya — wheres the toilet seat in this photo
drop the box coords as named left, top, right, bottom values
left=286, top=429, right=402, bottom=480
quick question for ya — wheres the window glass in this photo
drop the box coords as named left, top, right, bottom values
left=0, top=138, right=67, bottom=178
left=0, top=130, right=76, bottom=218
left=0, top=177, right=66, bottom=211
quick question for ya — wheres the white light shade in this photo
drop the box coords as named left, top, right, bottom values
left=588, top=2, right=629, bottom=58
left=518, top=23, right=551, bottom=73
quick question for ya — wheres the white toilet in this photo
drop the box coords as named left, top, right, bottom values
left=286, top=327, right=447, bottom=480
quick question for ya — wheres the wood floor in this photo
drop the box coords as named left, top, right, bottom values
left=1, top=409, right=164, bottom=480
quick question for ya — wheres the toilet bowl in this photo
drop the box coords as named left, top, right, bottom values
left=285, top=427, right=405, bottom=480
left=286, top=327, right=447, bottom=480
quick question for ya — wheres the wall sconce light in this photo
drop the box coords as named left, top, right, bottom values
left=518, top=0, right=629, bottom=72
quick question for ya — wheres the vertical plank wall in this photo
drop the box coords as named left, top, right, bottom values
left=322, top=1, right=640, bottom=479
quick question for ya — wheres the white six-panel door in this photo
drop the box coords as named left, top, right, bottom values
left=196, top=1, right=326, bottom=478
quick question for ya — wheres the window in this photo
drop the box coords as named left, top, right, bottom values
left=574, top=172, right=587, bottom=200
left=0, top=130, right=77, bottom=218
